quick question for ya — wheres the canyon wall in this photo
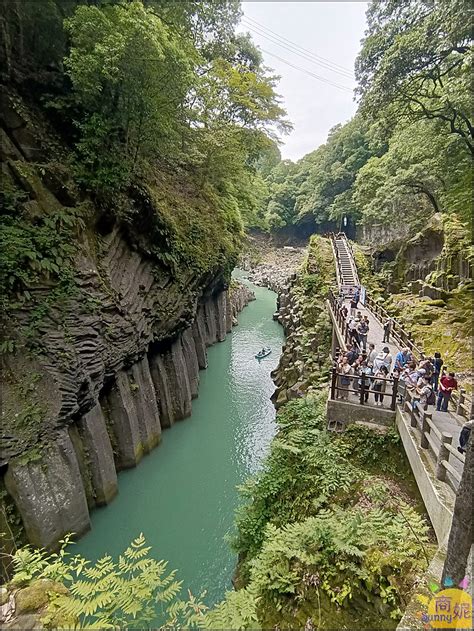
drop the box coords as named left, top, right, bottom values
left=3, top=284, right=254, bottom=550
left=1, top=86, right=256, bottom=552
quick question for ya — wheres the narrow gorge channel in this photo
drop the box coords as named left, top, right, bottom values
left=74, top=273, right=284, bottom=609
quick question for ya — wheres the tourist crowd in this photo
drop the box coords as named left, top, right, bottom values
left=334, top=293, right=458, bottom=413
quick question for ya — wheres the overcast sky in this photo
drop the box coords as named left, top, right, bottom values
left=238, top=1, right=368, bottom=161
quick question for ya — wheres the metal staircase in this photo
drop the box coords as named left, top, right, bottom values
left=330, top=233, right=359, bottom=295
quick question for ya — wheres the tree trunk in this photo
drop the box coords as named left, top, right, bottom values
left=442, top=432, right=474, bottom=585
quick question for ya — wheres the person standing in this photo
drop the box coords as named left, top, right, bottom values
left=394, top=348, right=411, bottom=371
left=383, top=317, right=392, bottom=343
left=373, top=365, right=388, bottom=405
left=367, top=343, right=377, bottom=369
left=345, top=343, right=359, bottom=366
left=338, top=356, right=353, bottom=400
left=373, top=347, right=392, bottom=373
left=348, top=318, right=360, bottom=346
left=350, top=293, right=358, bottom=316
left=356, top=360, right=372, bottom=402
left=416, top=375, right=434, bottom=411
left=381, top=346, right=393, bottom=371
left=437, top=372, right=458, bottom=412
left=431, top=352, right=444, bottom=392
left=357, top=318, right=369, bottom=351
left=420, top=357, right=434, bottom=380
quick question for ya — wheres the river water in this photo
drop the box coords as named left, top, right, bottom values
left=75, top=273, right=284, bottom=610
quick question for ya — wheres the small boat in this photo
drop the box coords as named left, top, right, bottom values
left=255, top=347, right=272, bottom=360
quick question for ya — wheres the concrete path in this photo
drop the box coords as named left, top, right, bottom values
left=342, top=296, right=462, bottom=442
left=330, top=232, right=466, bottom=488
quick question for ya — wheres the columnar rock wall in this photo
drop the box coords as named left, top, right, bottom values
left=271, top=277, right=332, bottom=409
left=3, top=286, right=254, bottom=549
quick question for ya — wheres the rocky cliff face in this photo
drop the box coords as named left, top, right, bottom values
left=271, top=278, right=331, bottom=409
left=0, top=88, right=255, bottom=552
left=358, top=214, right=472, bottom=295
left=2, top=284, right=254, bottom=550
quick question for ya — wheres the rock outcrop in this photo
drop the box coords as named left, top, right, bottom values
left=2, top=286, right=253, bottom=549
left=269, top=240, right=334, bottom=410
left=245, top=247, right=307, bottom=294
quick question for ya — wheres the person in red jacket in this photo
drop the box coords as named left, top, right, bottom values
left=436, top=372, right=458, bottom=412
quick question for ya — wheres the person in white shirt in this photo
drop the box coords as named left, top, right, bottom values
left=374, top=347, right=392, bottom=372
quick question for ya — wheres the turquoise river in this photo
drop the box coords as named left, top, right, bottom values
left=75, top=272, right=284, bottom=611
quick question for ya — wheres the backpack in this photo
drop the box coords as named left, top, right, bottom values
left=427, top=387, right=436, bottom=405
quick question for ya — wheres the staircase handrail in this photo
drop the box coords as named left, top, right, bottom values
left=335, top=232, right=360, bottom=286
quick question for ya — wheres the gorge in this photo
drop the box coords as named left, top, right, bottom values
left=1, top=1, right=472, bottom=629
left=74, top=273, right=284, bottom=608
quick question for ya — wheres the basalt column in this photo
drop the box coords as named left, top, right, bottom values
left=161, top=340, right=192, bottom=421
left=181, top=328, right=200, bottom=398
left=77, top=403, right=118, bottom=505
left=128, top=357, right=162, bottom=452
left=203, top=299, right=218, bottom=346
left=192, top=306, right=208, bottom=369
left=103, top=371, right=144, bottom=469
left=225, top=289, right=233, bottom=333
left=215, top=291, right=227, bottom=342
left=4, top=429, right=91, bottom=548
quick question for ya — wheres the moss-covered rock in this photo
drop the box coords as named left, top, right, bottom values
left=15, top=579, right=68, bottom=614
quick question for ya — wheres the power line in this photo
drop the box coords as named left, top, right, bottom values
left=242, top=20, right=354, bottom=81
left=243, top=14, right=354, bottom=74
left=260, top=48, right=353, bottom=93
left=242, top=15, right=354, bottom=78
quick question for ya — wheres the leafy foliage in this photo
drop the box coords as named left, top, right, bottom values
left=356, top=0, right=473, bottom=155
left=211, top=395, right=431, bottom=627
left=0, top=174, right=84, bottom=315
left=0, top=0, right=290, bottom=341
left=10, top=534, right=207, bottom=629
left=249, top=504, right=429, bottom=619
left=257, top=0, right=471, bottom=236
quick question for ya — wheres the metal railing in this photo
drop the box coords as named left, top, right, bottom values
left=328, top=232, right=359, bottom=294
left=404, top=389, right=465, bottom=491
left=330, top=366, right=399, bottom=411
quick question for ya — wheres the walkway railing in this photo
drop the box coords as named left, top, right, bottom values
left=328, top=238, right=472, bottom=421
left=330, top=367, right=399, bottom=411
left=328, top=290, right=350, bottom=349
left=404, top=389, right=465, bottom=491
left=364, top=294, right=424, bottom=358
left=365, top=294, right=472, bottom=420
left=329, top=232, right=359, bottom=295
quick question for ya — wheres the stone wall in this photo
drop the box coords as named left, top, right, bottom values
left=2, top=286, right=254, bottom=550
left=271, top=276, right=332, bottom=409
left=356, top=221, right=411, bottom=249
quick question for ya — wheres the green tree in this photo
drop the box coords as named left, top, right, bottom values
left=64, top=1, right=195, bottom=191
left=9, top=534, right=207, bottom=629
left=354, top=118, right=472, bottom=226
left=356, top=0, right=473, bottom=155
